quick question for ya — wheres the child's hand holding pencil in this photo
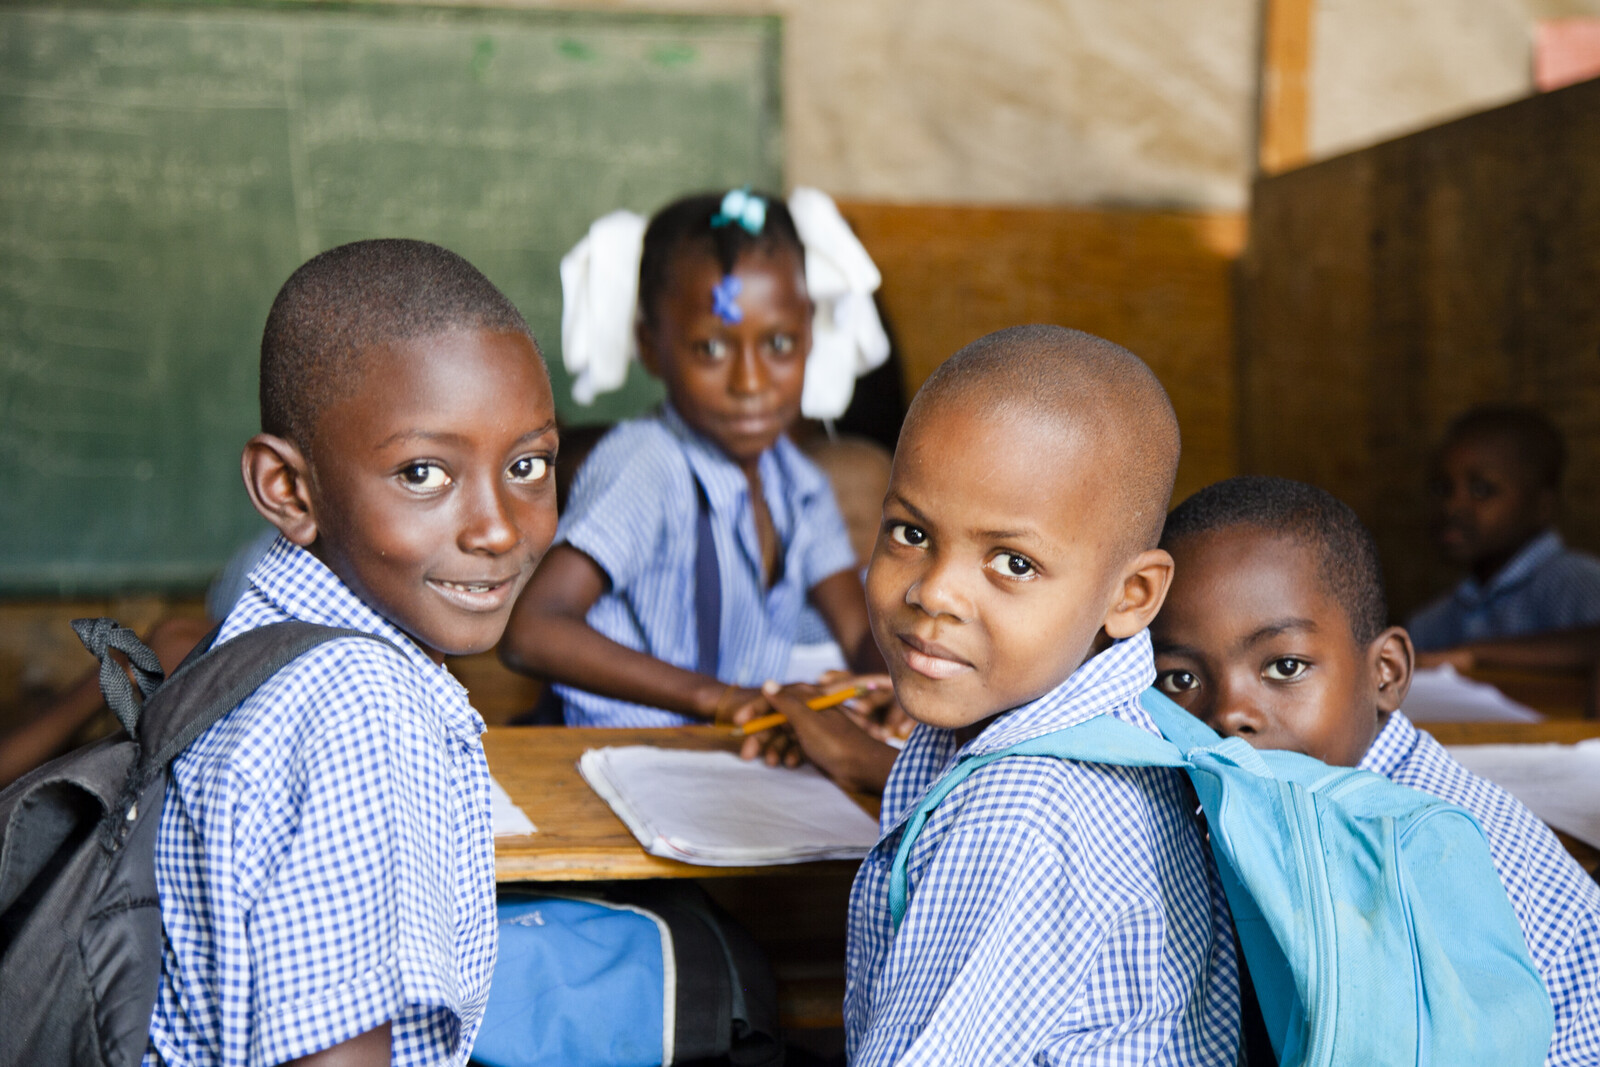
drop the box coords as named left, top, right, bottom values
left=732, top=677, right=900, bottom=795
left=734, top=684, right=866, bottom=736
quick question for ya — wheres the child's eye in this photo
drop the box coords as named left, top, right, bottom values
left=1467, top=478, right=1498, bottom=501
left=509, top=456, right=550, bottom=483
left=699, top=338, right=730, bottom=361
left=984, top=552, right=1036, bottom=579
left=1263, top=657, right=1309, bottom=681
left=398, top=462, right=450, bottom=491
left=888, top=522, right=927, bottom=548
left=1155, top=669, right=1199, bottom=695
left=769, top=333, right=796, bottom=356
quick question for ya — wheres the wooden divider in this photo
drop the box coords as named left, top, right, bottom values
left=837, top=200, right=1245, bottom=504
left=1239, top=78, right=1600, bottom=616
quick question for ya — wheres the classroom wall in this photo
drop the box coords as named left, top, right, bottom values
left=1239, top=77, right=1600, bottom=618
left=496, top=0, right=1262, bottom=210
left=839, top=201, right=1244, bottom=506
left=1309, top=0, right=1600, bottom=160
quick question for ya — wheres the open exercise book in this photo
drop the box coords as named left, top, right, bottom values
left=579, top=746, right=882, bottom=866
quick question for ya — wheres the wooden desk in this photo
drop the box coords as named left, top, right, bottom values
left=1464, top=667, right=1591, bottom=720
left=484, top=725, right=875, bottom=883
left=483, top=725, right=869, bottom=1030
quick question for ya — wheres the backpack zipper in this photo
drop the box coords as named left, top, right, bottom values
left=1284, top=783, right=1339, bottom=1066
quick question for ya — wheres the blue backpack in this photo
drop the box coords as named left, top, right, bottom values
left=889, top=688, right=1553, bottom=1067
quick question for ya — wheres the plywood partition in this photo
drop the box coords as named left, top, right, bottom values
left=1239, top=77, right=1600, bottom=617
left=836, top=201, right=1245, bottom=504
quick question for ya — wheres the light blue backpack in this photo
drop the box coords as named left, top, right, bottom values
left=889, top=688, right=1553, bottom=1066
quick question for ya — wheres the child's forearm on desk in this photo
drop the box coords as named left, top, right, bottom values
left=503, top=614, right=750, bottom=719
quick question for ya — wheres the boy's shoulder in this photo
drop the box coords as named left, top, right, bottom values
left=1368, top=713, right=1600, bottom=941
left=188, top=542, right=473, bottom=783
left=889, top=703, right=1200, bottom=870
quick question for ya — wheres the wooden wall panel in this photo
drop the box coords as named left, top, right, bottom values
left=837, top=201, right=1245, bottom=504
left=1240, top=77, right=1600, bottom=617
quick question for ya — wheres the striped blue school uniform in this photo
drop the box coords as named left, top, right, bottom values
left=1409, top=530, right=1600, bottom=650
left=1363, top=710, right=1600, bottom=1065
left=145, top=539, right=497, bottom=1067
left=846, top=633, right=1241, bottom=1066
left=555, top=404, right=857, bottom=727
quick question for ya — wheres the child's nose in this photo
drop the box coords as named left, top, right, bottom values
left=1210, top=679, right=1266, bottom=739
left=460, top=477, right=520, bottom=555
left=727, top=344, right=768, bottom=396
left=903, top=555, right=971, bottom=622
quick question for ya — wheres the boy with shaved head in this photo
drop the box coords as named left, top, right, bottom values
left=147, top=240, right=559, bottom=1066
left=765, top=325, right=1238, bottom=1064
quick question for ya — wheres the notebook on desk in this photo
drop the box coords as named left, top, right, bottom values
left=578, top=746, right=881, bottom=866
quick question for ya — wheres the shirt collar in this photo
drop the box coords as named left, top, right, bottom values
left=1455, top=529, right=1564, bottom=605
left=247, top=537, right=477, bottom=730
left=658, top=402, right=751, bottom=515
left=657, top=401, right=809, bottom=531
left=958, top=630, right=1159, bottom=758
left=1357, top=709, right=1417, bottom=778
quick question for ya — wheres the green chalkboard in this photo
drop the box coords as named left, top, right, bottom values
left=0, top=2, right=781, bottom=594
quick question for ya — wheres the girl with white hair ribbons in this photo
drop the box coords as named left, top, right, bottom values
left=503, top=189, right=895, bottom=732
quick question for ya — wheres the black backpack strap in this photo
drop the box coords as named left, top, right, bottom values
left=134, top=621, right=399, bottom=772
left=70, top=619, right=165, bottom=738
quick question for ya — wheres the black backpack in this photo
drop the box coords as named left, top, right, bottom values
left=0, top=618, right=387, bottom=1067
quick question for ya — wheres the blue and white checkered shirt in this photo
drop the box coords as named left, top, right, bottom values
left=1362, top=710, right=1600, bottom=1066
left=145, top=539, right=498, bottom=1067
left=1408, top=530, right=1600, bottom=650
left=554, top=404, right=857, bottom=727
left=846, top=632, right=1240, bottom=1066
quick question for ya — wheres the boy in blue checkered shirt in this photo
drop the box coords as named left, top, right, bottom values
left=760, top=326, right=1241, bottom=1064
left=1152, top=475, right=1600, bottom=1065
left=144, top=240, right=560, bottom=1067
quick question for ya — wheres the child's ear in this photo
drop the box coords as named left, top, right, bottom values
left=634, top=315, right=660, bottom=378
left=1372, top=625, right=1415, bottom=714
left=1102, top=548, right=1175, bottom=640
left=242, top=434, right=318, bottom=547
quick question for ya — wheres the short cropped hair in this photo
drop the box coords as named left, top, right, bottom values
left=637, top=191, right=804, bottom=327
left=911, top=325, right=1181, bottom=556
left=1161, top=476, right=1388, bottom=646
left=260, top=239, right=534, bottom=450
left=1442, top=405, right=1567, bottom=492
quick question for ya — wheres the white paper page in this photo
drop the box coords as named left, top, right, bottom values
left=579, top=746, right=880, bottom=866
left=1445, top=741, right=1600, bottom=848
left=489, top=774, right=537, bottom=837
left=1401, top=665, right=1543, bottom=723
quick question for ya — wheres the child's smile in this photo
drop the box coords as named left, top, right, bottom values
left=303, top=328, right=559, bottom=661
left=866, top=401, right=1128, bottom=729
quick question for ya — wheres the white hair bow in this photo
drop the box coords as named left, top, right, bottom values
left=559, top=187, right=890, bottom=420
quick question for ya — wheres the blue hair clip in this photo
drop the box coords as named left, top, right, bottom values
left=712, top=274, right=743, bottom=325
left=710, top=187, right=767, bottom=236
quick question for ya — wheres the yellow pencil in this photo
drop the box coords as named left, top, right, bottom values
left=735, top=685, right=865, bottom=735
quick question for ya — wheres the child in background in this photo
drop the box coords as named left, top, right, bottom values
left=1410, top=406, right=1600, bottom=653
left=503, top=189, right=893, bottom=727
left=1152, top=475, right=1600, bottom=1065
left=148, top=240, right=559, bottom=1066
left=760, top=325, right=1239, bottom=1063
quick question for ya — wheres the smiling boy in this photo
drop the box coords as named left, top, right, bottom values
left=1152, top=475, right=1600, bottom=1065
left=778, top=326, right=1239, bottom=1065
left=146, top=240, right=559, bottom=1067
